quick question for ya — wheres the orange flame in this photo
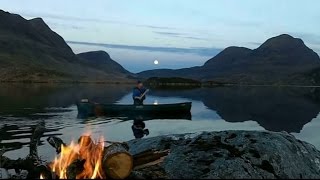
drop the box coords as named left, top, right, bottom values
left=50, top=135, right=105, bottom=179
left=40, top=174, right=44, bottom=179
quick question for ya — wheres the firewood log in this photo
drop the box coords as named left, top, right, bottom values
left=29, top=121, right=45, bottom=159
left=102, top=143, right=133, bottom=179
left=78, top=136, right=133, bottom=179
left=133, top=149, right=170, bottom=167
left=47, top=136, right=66, bottom=154
left=66, top=159, right=86, bottom=179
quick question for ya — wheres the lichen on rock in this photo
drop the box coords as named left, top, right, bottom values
left=128, top=130, right=320, bottom=179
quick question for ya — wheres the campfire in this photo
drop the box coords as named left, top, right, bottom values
left=46, top=134, right=133, bottom=179
left=48, top=135, right=105, bottom=179
left=0, top=122, right=170, bottom=179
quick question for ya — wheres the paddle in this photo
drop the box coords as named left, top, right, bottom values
left=137, top=89, right=149, bottom=100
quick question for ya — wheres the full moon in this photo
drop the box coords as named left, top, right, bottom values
left=154, top=60, right=159, bottom=65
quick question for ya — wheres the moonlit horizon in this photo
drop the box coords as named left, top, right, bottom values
left=1, top=0, right=320, bottom=72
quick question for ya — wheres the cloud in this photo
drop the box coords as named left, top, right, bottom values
left=248, top=42, right=262, bottom=47
left=18, top=11, right=176, bottom=31
left=153, top=31, right=208, bottom=41
left=18, top=10, right=213, bottom=38
left=47, top=22, right=85, bottom=30
left=154, top=31, right=184, bottom=36
left=67, top=41, right=221, bottom=57
left=290, top=32, right=320, bottom=45
left=135, top=25, right=175, bottom=30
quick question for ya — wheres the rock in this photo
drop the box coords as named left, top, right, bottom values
left=0, top=168, right=10, bottom=179
left=128, top=131, right=320, bottom=179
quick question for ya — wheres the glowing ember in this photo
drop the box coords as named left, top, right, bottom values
left=50, top=135, right=105, bottom=179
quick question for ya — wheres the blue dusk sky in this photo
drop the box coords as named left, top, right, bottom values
left=1, top=0, right=320, bottom=72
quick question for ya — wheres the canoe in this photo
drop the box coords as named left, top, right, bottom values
left=77, top=101, right=192, bottom=120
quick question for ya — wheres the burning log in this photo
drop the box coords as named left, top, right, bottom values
left=66, top=159, right=86, bottom=179
left=36, top=165, right=52, bottom=179
left=78, top=135, right=93, bottom=146
left=2, top=122, right=170, bottom=179
left=102, top=143, right=133, bottom=179
left=78, top=136, right=133, bottom=179
left=47, top=136, right=66, bottom=154
left=48, top=135, right=133, bottom=179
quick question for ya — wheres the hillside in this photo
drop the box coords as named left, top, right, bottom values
left=0, top=10, right=132, bottom=83
left=77, top=51, right=132, bottom=76
left=138, top=34, right=320, bottom=85
left=2, top=9, right=319, bottom=85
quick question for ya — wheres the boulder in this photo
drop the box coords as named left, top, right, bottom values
left=128, top=130, right=320, bottom=179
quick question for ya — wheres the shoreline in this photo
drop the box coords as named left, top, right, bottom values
left=1, top=81, right=320, bottom=88
left=0, top=80, right=136, bottom=85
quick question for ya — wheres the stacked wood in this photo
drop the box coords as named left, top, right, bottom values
left=1, top=122, right=169, bottom=179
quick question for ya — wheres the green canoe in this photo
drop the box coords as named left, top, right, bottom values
left=77, top=101, right=192, bottom=120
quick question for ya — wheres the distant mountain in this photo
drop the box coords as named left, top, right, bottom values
left=0, top=10, right=132, bottom=82
left=77, top=51, right=132, bottom=76
left=138, top=34, right=320, bottom=85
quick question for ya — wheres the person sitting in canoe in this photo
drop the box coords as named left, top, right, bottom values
left=133, top=81, right=149, bottom=105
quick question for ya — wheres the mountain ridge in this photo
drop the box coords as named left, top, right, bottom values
left=1, top=9, right=320, bottom=85
left=77, top=51, right=132, bottom=75
left=0, top=10, right=132, bottom=83
left=138, top=34, right=320, bottom=84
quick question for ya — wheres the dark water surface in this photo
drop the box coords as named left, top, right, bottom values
left=1, top=84, right=320, bottom=161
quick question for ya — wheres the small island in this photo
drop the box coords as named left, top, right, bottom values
left=144, top=77, right=202, bottom=88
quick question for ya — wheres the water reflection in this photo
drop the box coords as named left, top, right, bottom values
left=77, top=108, right=192, bottom=121
left=132, top=119, right=149, bottom=139
left=0, top=120, right=60, bottom=153
left=153, top=100, right=158, bottom=105
left=149, top=87, right=320, bottom=133
left=0, top=83, right=132, bottom=117
left=1, top=84, right=320, bottom=159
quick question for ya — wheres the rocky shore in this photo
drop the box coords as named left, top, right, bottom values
left=128, top=130, right=320, bottom=179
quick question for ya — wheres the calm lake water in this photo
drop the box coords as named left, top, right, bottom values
left=1, top=84, right=320, bottom=161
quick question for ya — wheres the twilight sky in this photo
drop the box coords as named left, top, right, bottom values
left=1, top=0, right=320, bottom=72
